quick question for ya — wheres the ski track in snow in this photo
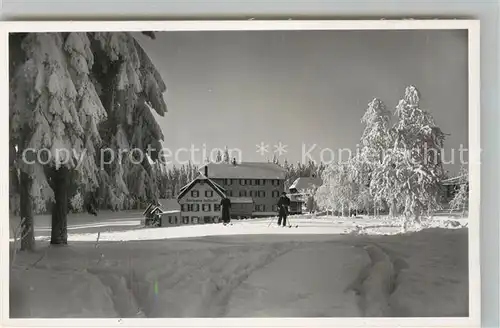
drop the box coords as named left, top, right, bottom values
left=9, top=216, right=468, bottom=318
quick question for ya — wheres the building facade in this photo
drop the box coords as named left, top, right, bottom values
left=199, top=161, right=287, bottom=217
left=287, top=176, right=323, bottom=214
left=177, top=176, right=227, bottom=224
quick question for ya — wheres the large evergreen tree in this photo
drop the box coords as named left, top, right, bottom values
left=358, top=98, right=392, bottom=215
left=371, top=85, right=445, bottom=224
left=9, top=31, right=168, bottom=247
left=91, top=32, right=167, bottom=211
left=10, top=33, right=108, bottom=245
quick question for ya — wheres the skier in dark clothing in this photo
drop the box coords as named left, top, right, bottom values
left=276, top=192, right=291, bottom=227
left=220, top=197, right=232, bottom=225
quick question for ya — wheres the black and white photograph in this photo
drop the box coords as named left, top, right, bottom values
left=3, top=20, right=480, bottom=326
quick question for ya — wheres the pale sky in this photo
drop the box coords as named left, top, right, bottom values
left=135, top=29, right=468, bottom=174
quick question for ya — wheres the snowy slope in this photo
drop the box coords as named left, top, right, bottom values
left=9, top=217, right=468, bottom=318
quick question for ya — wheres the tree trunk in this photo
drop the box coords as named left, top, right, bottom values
left=19, top=171, right=35, bottom=251
left=50, top=166, right=70, bottom=245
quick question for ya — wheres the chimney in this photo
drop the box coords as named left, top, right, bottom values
left=204, top=165, right=208, bottom=177
left=231, top=158, right=237, bottom=166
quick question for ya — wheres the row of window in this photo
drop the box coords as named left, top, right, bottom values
left=181, top=203, right=280, bottom=213
left=216, top=179, right=282, bottom=186
left=251, top=204, right=280, bottom=212
left=190, top=190, right=214, bottom=198
left=190, top=189, right=283, bottom=198
left=236, top=190, right=268, bottom=198
left=180, top=216, right=220, bottom=224
left=181, top=203, right=221, bottom=212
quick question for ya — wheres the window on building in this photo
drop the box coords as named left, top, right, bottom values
left=214, top=204, right=221, bottom=211
left=246, top=179, right=252, bottom=185
left=259, top=191, right=265, bottom=197
left=193, top=204, right=200, bottom=212
left=181, top=204, right=187, bottom=212
left=239, top=190, right=247, bottom=197
left=192, top=216, right=199, bottom=224
left=272, top=190, right=280, bottom=198
left=254, top=204, right=265, bottom=212
left=202, top=204, right=211, bottom=212
left=205, top=190, right=214, bottom=198
left=191, top=190, right=199, bottom=198
left=240, top=179, right=246, bottom=185
left=272, top=205, right=278, bottom=212
left=182, top=216, right=189, bottom=224
left=225, top=179, right=231, bottom=185
left=248, top=190, right=253, bottom=197
left=227, top=190, right=233, bottom=197
left=255, top=179, right=260, bottom=185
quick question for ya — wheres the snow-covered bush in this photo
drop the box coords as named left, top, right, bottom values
left=448, top=167, right=469, bottom=217
left=69, top=192, right=84, bottom=213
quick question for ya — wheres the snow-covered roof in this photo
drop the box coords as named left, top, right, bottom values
left=199, top=162, right=287, bottom=180
left=158, top=198, right=181, bottom=211
left=289, top=177, right=323, bottom=191
left=177, top=175, right=227, bottom=200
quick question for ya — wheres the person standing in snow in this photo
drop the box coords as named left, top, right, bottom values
left=277, top=192, right=291, bottom=227
left=220, top=196, right=232, bottom=225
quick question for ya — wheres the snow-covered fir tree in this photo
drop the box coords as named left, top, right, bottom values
left=91, top=32, right=167, bottom=210
left=318, top=160, right=359, bottom=216
left=9, top=31, right=168, bottom=246
left=357, top=98, right=392, bottom=215
left=223, top=146, right=231, bottom=163
left=371, top=85, right=446, bottom=227
left=315, top=182, right=335, bottom=215
left=215, top=150, right=223, bottom=163
left=10, top=32, right=108, bottom=246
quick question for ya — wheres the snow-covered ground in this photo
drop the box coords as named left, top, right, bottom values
left=9, top=214, right=469, bottom=318
left=9, top=213, right=468, bottom=242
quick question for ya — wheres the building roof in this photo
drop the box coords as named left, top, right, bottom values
left=199, top=162, right=287, bottom=180
left=289, top=177, right=323, bottom=191
left=177, top=175, right=227, bottom=200
left=228, top=197, right=254, bottom=204
left=158, top=198, right=181, bottom=210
